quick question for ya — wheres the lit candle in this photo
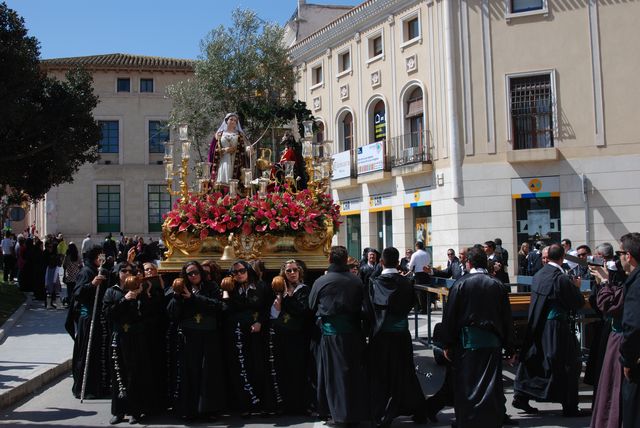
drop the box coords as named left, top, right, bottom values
left=284, top=161, right=295, bottom=178
left=178, top=124, right=188, bottom=141
left=302, top=141, right=312, bottom=158
left=165, top=162, right=173, bottom=180
left=181, top=141, right=191, bottom=160
left=243, top=168, right=252, bottom=187
left=323, top=141, right=333, bottom=159
left=163, top=141, right=174, bottom=161
left=302, top=120, right=313, bottom=139
left=258, top=178, right=268, bottom=197
left=229, top=179, right=239, bottom=197
left=201, top=162, right=212, bottom=180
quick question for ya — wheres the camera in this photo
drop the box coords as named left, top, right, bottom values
left=586, top=255, right=605, bottom=266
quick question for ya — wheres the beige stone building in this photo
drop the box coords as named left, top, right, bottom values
left=32, top=54, right=193, bottom=245
left=289, top=0, right=640, bottom=273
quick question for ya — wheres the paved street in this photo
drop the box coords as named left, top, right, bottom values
left=0, top=310, right=591, bottom=427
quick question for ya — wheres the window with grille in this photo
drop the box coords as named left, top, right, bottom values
left=148, top=184, right=171, bottom=232
left=97, top=185, right=120, bottom=233
left=98, top=121, right=119, bottom=153
left=510, top=74, right=554, bottom=150
left=149, top=120, right=169, bottom=153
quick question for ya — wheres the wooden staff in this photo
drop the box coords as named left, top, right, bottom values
left=80, top=255, right=106, bottom=402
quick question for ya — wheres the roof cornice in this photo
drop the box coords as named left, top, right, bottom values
left=40, top=53, right=194, bottom=73
left=289, top=0, right=420, bottom=62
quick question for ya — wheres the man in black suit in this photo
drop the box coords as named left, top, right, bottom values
left=513, top=243, right=586, bottom=417
left=527, top=240, right=545, bottom=276
left=432, top=248, right=466, bottom=281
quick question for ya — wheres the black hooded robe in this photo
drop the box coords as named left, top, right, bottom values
left=364, top=269, right=426, bottom=426
left=166, top=281, right=227, bottom=418
left=514, top=264, right=585, bottom=411
left=309, top=264, right=369, bottom=424
left=441, top=271, right=515, bottom=428
left=267, top=283, right=313, bottom=414
left=222, top=274, right=271, bottom=414
left=103, top=285, right=151, bottom=418
left=71, top=264, right=111, bottom=399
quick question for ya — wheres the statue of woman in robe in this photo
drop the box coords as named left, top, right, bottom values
left=207, top=113, right=247, bottom=187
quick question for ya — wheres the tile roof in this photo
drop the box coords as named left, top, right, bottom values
left=40, top=53, right=194, bottom=72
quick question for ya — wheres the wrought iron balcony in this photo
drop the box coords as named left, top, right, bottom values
left=388, top=131, right=431, bottom=168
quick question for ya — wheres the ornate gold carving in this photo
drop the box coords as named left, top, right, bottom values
left=164, top=230, right=203, bottom=258
left=231, top=233, right=277, bottom=259
left=294, top=230, right=327, bottom=251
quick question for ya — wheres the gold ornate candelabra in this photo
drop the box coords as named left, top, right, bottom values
left=164, top=125, right=214, bottom=201
left=301, top=120, right=333, bottom=196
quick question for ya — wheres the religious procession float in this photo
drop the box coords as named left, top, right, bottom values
left=159, top=116, right=340, bottom=272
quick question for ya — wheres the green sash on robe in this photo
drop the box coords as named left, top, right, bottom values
left=461, top=326, right=501, bottom=350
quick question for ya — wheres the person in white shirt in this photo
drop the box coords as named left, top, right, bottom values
left=81, top=234, right=92, bottom=258
left=408, top=241, right=432, bottom=314
left=1, top=231, right=16, bottom=283
left=561, top=238, right=578, bottom=271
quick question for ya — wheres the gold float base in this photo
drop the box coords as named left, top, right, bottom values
left=159, top=230, right=332, bottom=272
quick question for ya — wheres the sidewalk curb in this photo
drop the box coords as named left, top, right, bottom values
left=0, top=293, right=31, bottom=344
left=0, top=359, right=72, bottom=410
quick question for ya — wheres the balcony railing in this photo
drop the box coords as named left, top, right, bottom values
left=389, top=131, right=431, bottom=168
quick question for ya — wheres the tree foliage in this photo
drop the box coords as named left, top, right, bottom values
left=168, top=8, right=304, bottom=159
left=0, top=2, right=101, bottom=201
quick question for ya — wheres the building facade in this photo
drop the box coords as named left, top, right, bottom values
left=289, top=0, right=640, bottom=273
left=32, top=54, right=193, bottom=244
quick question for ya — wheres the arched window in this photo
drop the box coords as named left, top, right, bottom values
left=372, top=100, right=386, bottom=143
left=341, top=112, right=353, bottom=152
left=406, top=87, right=424, bottom=137
left=315, top=121, right=325, bottom=143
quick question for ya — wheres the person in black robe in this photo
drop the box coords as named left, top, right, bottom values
left=103, top=263, right=150, bottom=425
left=441, top=246, right=515, bottom=428
left=265, top=259, right=312, bottom=415
left=513, top=243, right=586, bottom=417
left=618, top=233, right=640, bottom=427
left=363, top=247, right=426, bottom=427
left=71, top=245, right=111, bottom=399
left=139, top=262, right=168, bottom=415
left=309, top=245, right=368, bottom=426
left=222, top=260, right=271, bottom=416
left=166, top=261, right=226, bottom=421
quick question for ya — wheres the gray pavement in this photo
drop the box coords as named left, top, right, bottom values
left=0, top=301, right=591, bottom=427
left=0, top=294, right=73, bottom=409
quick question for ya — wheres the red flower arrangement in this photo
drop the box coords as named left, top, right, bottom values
left=164, top=188, right=342, bottom=239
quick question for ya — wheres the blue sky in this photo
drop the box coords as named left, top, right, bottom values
left=5, top=0, right=356, bottom=60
